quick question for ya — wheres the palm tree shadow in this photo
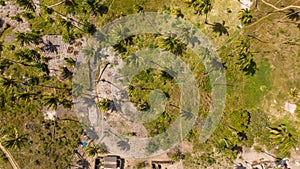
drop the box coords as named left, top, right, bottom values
left=286, top=9, right=299, bottom=21
left=209, top=21, right=229, bottom=36
left=117, top=140, right=130, bottom=151
left=76, top=159, right=90, bottom=169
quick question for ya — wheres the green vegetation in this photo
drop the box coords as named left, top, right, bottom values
left=0, top=0, right=299, bottom=168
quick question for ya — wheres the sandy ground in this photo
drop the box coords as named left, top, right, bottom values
left=239, top=0, right=253, bottom=9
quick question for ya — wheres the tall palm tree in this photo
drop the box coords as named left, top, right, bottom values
left=2, top=128, right=28, bottom=149
left=235, top=37, right=257, bottom=75
left=0, top=76, right=18, bottom=91
left=42, top=92, right=60, bottom=110
left=16, top=0, right=35, bottom=12
left=84, top=143, right=106, bottom=157
left=239, top=8, right=252, bottom=25
left=269, top=124, right=298, bottom=156
left=15, top=92, right=37, bottom=103
left=158, top=36, right=186, bottom=55
left=236, top=53, right=257, bottom=76
left=191, top=0, right=213, bottom=23
left=15, top=32, right=42, bottom=46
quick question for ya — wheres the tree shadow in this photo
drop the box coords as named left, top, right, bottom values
left=210, top=21, right=229, bottom=36
left=42, top=40, right=59, bottom=53
left=76, top=159, right=90, bottom=169
left=117, top=140, right=130, bottom=151
left=286, top=9, right=299, bottom=21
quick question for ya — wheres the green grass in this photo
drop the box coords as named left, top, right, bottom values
left=243, top=58, right=271, bottom=108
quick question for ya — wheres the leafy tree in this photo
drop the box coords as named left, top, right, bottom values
left=2, top=128, right=28, bottom=149
left=239, top=8, right=252, bottom=25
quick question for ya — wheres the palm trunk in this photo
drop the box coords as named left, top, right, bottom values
left=205, top=13, right=208, bottom=24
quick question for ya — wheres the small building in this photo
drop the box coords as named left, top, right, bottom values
left=94, top=155, right=123, bottom=169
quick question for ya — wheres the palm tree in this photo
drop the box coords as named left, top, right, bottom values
left=97, top=98, right=111, bottom=111
left=269, top=124, right=298, bottom=157
left=158, top=36, right=186, bottom=55
left=33, top=63, right=50, bottom=75
left=239, top=8, right=252, bottom=25
left=15, top=92, right=37, bottom=103
left=236, top=53, right=257, bottom=76
left=84, top=143, right=106, bottom=157
left=2, top=128, right=28, bottom=149
left=15, top=0, right=35, bottom=11
left=191, top=0, right=213, bottom=23
left=42, top=92, right=60, bottom=110
left=0, top=76, right=18, bottom=91
left=171, top=8, right=184, bottom=18
left=15, top=32, right=42, bottom=46
left=64, top=57, right=76, bottom=68
left=235, top=37, right=257, bottom=75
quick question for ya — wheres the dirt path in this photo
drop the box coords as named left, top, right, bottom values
left=0, top=143, right=20, bottom=169
left=261, top=0, right=300, bottom=11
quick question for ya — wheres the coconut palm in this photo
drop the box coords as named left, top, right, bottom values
left=239, top=8, right=252, bottom=25
left=16, top=0, right=35, bottom=11
left=269, top=124, right=298, bottom=156
left=191, top=0, right=213, bottom=23
left=42, top=92, right=60, bottom=110
left=236, top=53, right=256, bottom=76
left=97, top=98, right=111, bottom=111
left=14, top=48, right=40, bottom=63
left=15, top=92, right=37, bottom=103
left=33, top=63, right=50, bottom=75
left=171, top=8, right=184, bottom=18
left=64, top=57, right=76, bottom=68
left=0, top=76, right=18, bottom=91
left=15, top=32, right=42, bottom=46
left=85, top=143, right=106, bottom=157
left=158, top=36, right=186, bottom=55
left=2, top=128, right=28, bottom=149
